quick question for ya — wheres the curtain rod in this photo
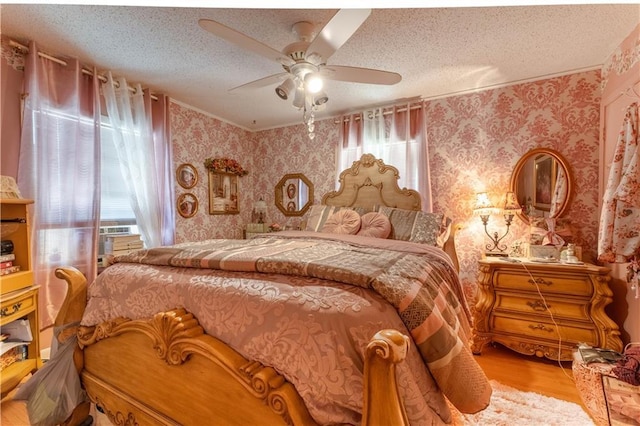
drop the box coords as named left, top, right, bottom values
left=10, top=40, right=158, bottom=101
left=333, top=103, right=423, bottom=124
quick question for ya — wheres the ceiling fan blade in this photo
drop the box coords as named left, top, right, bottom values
left=306, top=9, right=371, bottom=62
left=199, top=19, right=294, bottom=66
left=322, top=65, right=401, bottom=85
left=228, top=72, right=289, bottom=93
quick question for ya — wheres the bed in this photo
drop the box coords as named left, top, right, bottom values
left=52, top=154, right=491, bottom=426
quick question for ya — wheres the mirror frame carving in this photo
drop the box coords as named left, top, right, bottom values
left=509, top=148, right=572, bottom=224
left=275, top=173, right=314, bottom=217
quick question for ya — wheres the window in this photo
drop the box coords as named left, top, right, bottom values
left=340, top=138, right=420, bottom=191
left=98, top=121, right=139, bottom=255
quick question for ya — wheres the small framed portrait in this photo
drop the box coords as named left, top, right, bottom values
left=177, top=193, right=198, bottom=218
left=177, top=163, right=198, bottom=189
left=208, top=171, right=239, bottom=215
left=286, top=183, right=296, bottom=200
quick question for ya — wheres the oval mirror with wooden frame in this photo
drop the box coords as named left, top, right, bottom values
left=510, top=148, right=572, bottom=224
left=275, top=173, right=314, bottom=216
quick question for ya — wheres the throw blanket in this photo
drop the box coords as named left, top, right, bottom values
left=614, top=344, right=640, bottom=386
left=113, top=231, right=491, bottom=414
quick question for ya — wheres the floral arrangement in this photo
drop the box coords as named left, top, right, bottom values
left=269, top=223, right=281, bottom=232
left=204, top=157, right=248, bottom=176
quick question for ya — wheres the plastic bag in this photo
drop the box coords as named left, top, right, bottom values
left=13, top=323, right=87, bottom=426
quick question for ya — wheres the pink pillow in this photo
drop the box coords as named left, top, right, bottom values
left=357, top=212, right=391, bottom=239
left=322, top=209, right=361, bottom=235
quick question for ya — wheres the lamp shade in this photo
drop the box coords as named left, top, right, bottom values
left=313, top=91, right=329, bottom=106
left=275, top=78, right=295, bottom=100
left=254, top=198, right=267, bottom=211
left=473, top=192, right=495, bottom=216
left=292, top=87, right=305, bottom=109
left=503, top=191, right=521, bottom=212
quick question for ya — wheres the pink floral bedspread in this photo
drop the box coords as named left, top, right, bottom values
left=83, top=231, right=491, bottom=424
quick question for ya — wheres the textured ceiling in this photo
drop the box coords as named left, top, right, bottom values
left=1, top=4, right=639, bottom=131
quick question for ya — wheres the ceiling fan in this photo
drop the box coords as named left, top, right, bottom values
left=198, top=9, right=402, bottom=112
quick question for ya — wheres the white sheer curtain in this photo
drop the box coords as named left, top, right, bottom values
left=337, top=102, right=433, bottom=211
left=17, top=41, right=101, bottom=328
left=102, top=73, right=174, bottom=248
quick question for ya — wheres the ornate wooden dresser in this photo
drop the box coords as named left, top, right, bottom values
left=472, top=258, right=623, bottom=361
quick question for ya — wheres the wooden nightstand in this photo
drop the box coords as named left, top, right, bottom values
left=472, top=258, right=623, bottom=361
left=244, top=223, right=269, bottom=239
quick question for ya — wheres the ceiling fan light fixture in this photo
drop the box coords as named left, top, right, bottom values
left=313, top=91, right=329, bottom=106
left=275, top=78, right=296, bottom=100
left=304, top=72, right=323, bottom=94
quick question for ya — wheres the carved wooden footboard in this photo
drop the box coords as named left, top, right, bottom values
left=55, top=267, right=410, bottom=426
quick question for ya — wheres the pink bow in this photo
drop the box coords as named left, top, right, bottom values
left=542, top=218, right=566, bottom=246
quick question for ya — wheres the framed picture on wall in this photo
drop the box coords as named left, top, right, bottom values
left=177, top=193, right=198, bottom=218
left=533, top=154, right=556, bottom=211
left=208, top=171, right=239, bottom=215
left=176, top=163, right=198, bottom=189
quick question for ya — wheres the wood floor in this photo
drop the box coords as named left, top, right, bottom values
left=1, top=342, right=587, bottom=425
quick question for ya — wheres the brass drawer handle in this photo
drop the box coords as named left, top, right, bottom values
left=528, top=323, right=554, bottom=333
left=526, top=300, right=550, bottom=311
left=528, top=277, right=552, bottom=286
left=0, top=302, right=22, bottom=317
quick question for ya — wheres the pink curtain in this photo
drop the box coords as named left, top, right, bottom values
left=17, top=41, right=101, bottom=329
left=1, top=36, right=25, bottom=178
left=336, top=111, right=364, bottom=180
left=389, top=103, right=433, bottom=212
left=150, top=92, right=175, bottom=246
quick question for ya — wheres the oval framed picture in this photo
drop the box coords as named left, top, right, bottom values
left=177, top=193, right=198, bottom=218
left=176, top=163, right=198, bottom=189
left=286, top=182, right=296, bottom=199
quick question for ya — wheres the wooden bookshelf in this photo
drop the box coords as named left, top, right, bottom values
left=1, top=199, right=41, bottom=397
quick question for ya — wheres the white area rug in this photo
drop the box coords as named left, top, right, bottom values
left=454, top=380, right=595, bottom=426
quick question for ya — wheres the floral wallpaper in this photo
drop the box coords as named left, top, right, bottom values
left=425, top=71, right=601, bottom=297
left=171, top=102, right=256, bottom=242
left=170, top=70, right=601, bottom=303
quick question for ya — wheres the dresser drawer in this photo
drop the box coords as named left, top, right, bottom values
left=492, top=314, right=597, bottom=343
left=493, top=270, right=592, bottom=296
left=495, top=292, right=590, bottom=322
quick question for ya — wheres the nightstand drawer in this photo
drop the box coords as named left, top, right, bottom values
left=494, top=270, right=592, bottom=296
left=492, top=315, right=597, bottom=343
left=1, top=287, right=37, bottom=323
left=495, top=293, right=590, bottom=322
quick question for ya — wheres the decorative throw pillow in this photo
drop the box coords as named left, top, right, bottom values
left=322, top=209, right=361, bottom=235
left=305, top=205, right=339, bottom=232
left=378, top=206, right=444, bottom=246
left=304, top=205, right=371, bottom=232
left=357, top=212, right=391, bottom=239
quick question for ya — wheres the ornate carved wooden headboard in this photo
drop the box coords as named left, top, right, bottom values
left=321, top=154, right=458, bottom=271
left=322, top=154, right=421, bottom=211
